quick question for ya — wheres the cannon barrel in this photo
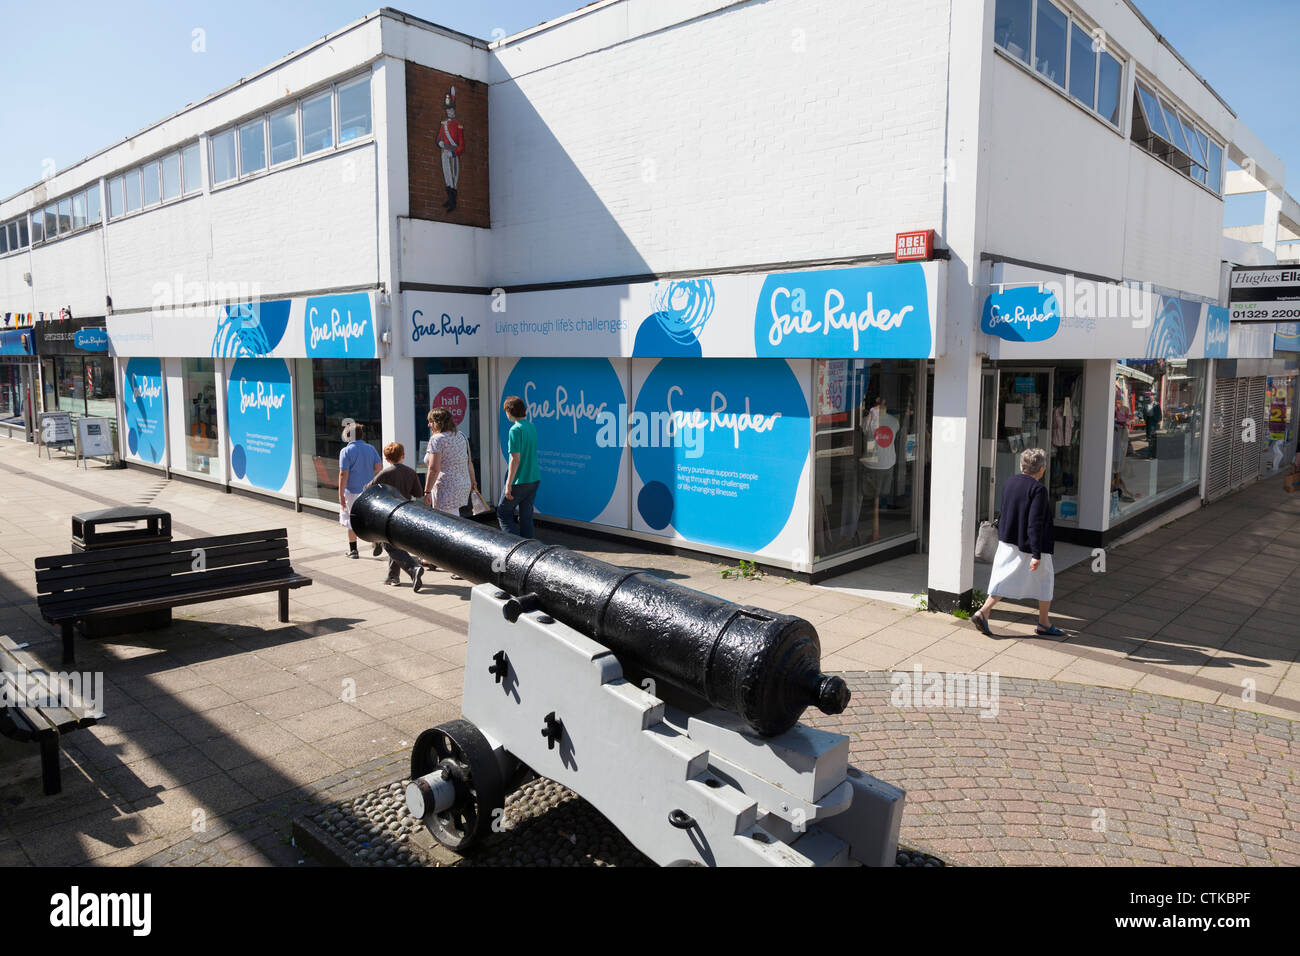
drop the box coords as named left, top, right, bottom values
left=350, top=484, right=849, bottom=736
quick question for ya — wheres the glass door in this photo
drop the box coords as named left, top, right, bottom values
left=991, top=369, right=1052, bottom=519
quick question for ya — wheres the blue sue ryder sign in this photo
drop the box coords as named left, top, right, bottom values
left=403, top=261, right=941, bottom=359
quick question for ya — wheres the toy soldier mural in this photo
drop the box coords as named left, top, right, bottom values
left=437, top=85, right=465, bottom=213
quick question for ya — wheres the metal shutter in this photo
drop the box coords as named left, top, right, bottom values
left=1205, top=378, right=1235, bottom=501
left=1242, top=376, right=1267, bottom=484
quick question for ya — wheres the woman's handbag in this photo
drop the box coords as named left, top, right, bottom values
left=469, top=489, right=491, bottom=515
left=975, top=519, right=999, bottom=563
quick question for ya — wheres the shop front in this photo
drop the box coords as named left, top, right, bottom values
left=0, top=323, right=38, bottom=441
left=982, top=263, right=1268, bottom=544
left=405, top=259, right=943, bottom=576
left=32, top=315, right=116, bottom=441
left=107, top=291, right=382, bottom=503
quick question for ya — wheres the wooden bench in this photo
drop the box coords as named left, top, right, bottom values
left=0, top=635, right=103, bottom=795
left=35, top=528, right=313, bottom=666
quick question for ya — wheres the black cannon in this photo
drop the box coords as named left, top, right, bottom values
left=350, top=483, right=849, bottom=736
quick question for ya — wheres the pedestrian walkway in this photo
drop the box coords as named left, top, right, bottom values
left=0, top=439, right=1296, bottom=866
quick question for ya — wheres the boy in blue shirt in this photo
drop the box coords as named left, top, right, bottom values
left=338, top=421, right=383, bottom=558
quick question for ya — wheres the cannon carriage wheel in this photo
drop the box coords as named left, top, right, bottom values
left=408, top=719, right=506, bottom=852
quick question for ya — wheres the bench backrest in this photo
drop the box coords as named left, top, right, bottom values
left=35, top=528, right=293, bottom=618
left=0, top=636, right=103, bottom=729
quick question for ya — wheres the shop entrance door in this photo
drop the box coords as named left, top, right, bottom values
left=983, top=368, right=1053, bottom=522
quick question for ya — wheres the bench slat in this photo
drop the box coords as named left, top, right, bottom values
left=34, top=528, right=289, bottom=570
left=38, top=560, right=296, bottom=614
left=36, top=540, right=290, bottom=593
left=44, top=573, right=312, bottom=623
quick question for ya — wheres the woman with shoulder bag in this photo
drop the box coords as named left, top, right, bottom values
left=971, top=447, right=1065, bottom=638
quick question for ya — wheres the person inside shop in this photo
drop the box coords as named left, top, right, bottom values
left=498, top=394, right=541, bottom=538
left=1142, top=393, right=1162, bottom=459
left=972, top=447, right=1065, bottom=638
left=366, top=441, right=425, bottom=591
left=1112, top=388, right=1138, bottom=504
left=339, top=421, right=383, bottom=558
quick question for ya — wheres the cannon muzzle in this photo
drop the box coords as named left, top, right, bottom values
left=351, top=484, right=849, bottom=736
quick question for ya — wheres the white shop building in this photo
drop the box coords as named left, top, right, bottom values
left=0, top=0, right=1287, bottom=610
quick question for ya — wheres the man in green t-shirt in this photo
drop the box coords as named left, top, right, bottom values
left=498, top=394, right=540, bottom=537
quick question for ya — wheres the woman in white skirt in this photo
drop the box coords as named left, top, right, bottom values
left=971, top=447, right=1065, bottom=638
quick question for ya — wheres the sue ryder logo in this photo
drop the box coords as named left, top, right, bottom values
left=131, top=380, right=162, bottom=401
left=308, top=305, right=368, bottom=353
left=238, top=379, right=285, bottom=420
left=980, top=286, right=1061, bottom=343
left=411, top=309, right=480, bottom=346
left=766, top=286, right=913, bottom=352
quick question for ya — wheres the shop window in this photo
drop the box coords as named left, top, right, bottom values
left=124, top=169, right=141, bottom=213
left=296, top=358, right=381, bottom=504
left=182, top=142, right=202, bottom=194
left=301, top=91, right=333, bottom=155
left=239, top=118, right=267, bottom=176
left=813, top=359, right=919, bottom=561
left=83, top=356, right=116, bottom=421
left=182, top=358, right=219, bottom=475
left=413, top=358, right=480, bottom=485
left=994, top=0, right=1031, bottom=64
left=1111, top=359, right=1205, bottom=521
left=162, top=152, right=181, bottom=200
left=337, top=75, right=372, bottom=143
left=211, top=129, right=237, bottom=184
left=270, top=106, right=298, bottom=166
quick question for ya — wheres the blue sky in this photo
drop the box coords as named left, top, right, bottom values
left=2, top=0, right=1297, bottom=232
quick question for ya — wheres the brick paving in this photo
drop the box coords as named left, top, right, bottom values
left=0, top=439, right=1297, bottom=866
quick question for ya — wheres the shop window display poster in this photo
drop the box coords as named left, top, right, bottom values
left=124, top=357, right=166, bottom=465
left=630, top=357, right=811, bottom=561
left=226, top=358, right=294, bottom=494
left=497, top=357, right=629, bottom=528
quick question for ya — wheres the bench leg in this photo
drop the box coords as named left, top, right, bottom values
left=61, top=623, right=75, bottom=667
left=40, top=735, right=62, bottom=795
left=278, top=588, right=289, bottom=623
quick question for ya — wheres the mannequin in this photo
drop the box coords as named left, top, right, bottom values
left=859, top=395, right=899, bottom=542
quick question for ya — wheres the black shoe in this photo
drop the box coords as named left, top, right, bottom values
left=446, top=187, right=457, bottom=212
left=442, top=187, right=453, bottom=210
left=372, top=542, right=383, bottom=557
left=411, top=566, right=424, bottom=594
left=384, top=576, right=400, bottom=587
left=347, top=548, right=359, bottom=559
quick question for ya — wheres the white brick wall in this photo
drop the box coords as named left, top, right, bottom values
left=488, top=0, right=952, bottom=285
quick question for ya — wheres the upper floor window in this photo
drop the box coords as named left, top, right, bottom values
left=239, top=118, right=267, bottom=176
left=181, top=143, right=202, bottom=195
left=1131, top=78, right=1222, bottom=194
left=994, top=0, right=1123, bottom=129
left=338, top=76, right=372, bottom=143
left=301, top=91, right=333, bottom=155
left=270, top=106, right=298, bottom=166
left=211, top=129, right=237, bottom=184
